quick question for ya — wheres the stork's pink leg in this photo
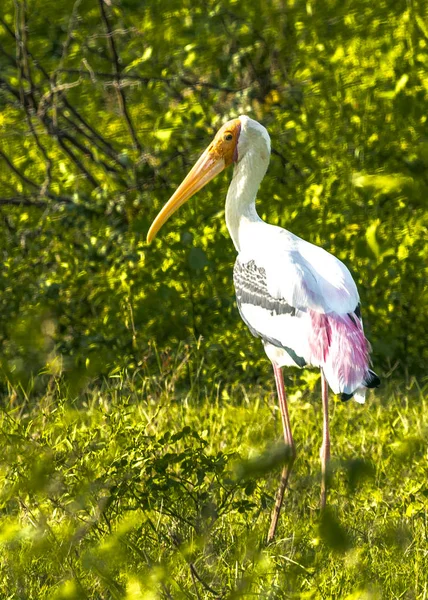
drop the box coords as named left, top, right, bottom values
left=267, top=364, right=296, bottom=543
left=320, top=369, right=330, bottom=509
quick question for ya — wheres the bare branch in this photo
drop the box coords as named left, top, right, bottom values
left=3, top=7, right=103, bottom=190
left=1, top=14, right=52, bottom=83
left=11, top=2, right=53, bottom=196
left=0, top=196, right=48, bottom=207
left=26, top=120, right=53, bottom=197
left=0, top=80, right=108, bottom=189
left=0, top=193, right=73, bottom=206
left=98, top=0, right=141, bottom=152
left=0, top=148, right=39, bottom=191
left=0, top=150, right=80, bottom=204
left=13, top=0, right=37, bottom=111
left=55, top=136, right=99, bottom=188
left=8, top=6, right=100, bottom=192
left=60, top=112, right=123, bottom=175
left=18, top=1, right=35, bottom=94
left=61, top=97, right=126, bottom=170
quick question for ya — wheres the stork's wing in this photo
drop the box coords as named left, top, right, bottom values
left=233, top=257, right=309, bottom=366
left=233, top=259, right=296, bottom=319
left=233, top=231, right=361, bottom=365
left=292, top=234, right=360, bottom=314
left=236, top=232, right=360, bottom=317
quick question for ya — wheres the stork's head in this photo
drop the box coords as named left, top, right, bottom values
left=147, top=115, right=270, bottom=242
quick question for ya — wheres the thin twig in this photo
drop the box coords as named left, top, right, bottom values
left=189, top=563, right=222, bottom=597
left=170, top=532, right=222, bottom=597
left=55, top=68, right=242, bottom=92
left=87, top=27, right=140, bottom=40
left=37, top=79, right=82, bottom=119
left=189, top=566, right=202, bottom=600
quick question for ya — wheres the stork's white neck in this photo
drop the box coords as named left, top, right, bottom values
left=225, top=148, right=269, bottom=252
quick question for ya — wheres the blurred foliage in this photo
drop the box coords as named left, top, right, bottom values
left=0, top=0, right=427, bottom=388
left=0, top=373, right=427, bottom=598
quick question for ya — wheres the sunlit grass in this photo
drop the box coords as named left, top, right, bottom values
left=1, top=368, right=427, bottom=599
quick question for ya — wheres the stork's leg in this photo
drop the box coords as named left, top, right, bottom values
left=267, top=364, right=296, bottom=543
left=320, top=369, right=330, bottom=509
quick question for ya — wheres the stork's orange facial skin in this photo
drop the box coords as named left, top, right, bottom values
left=206, top=119, right=241, bottom=167
left=146, top=119, right=241, bottom=243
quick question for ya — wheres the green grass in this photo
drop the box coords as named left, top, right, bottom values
left=0, top=365, right=427, bottom=599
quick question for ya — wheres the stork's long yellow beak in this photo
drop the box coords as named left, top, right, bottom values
left=147, top=118, right=241, bottom=243
left=147, top=149, right=225, bottom=243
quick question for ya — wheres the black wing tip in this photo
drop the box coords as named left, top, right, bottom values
left=341, top=369, right=381, bottom=402
left=365, top=369, right=381, bottom=389
left=282, top=345, right=307, bottom=368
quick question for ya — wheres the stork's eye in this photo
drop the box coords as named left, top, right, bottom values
left=224, top=132, right=233, bottom=141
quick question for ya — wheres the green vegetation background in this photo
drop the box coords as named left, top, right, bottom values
left=0, top=0, right=427, bottom=598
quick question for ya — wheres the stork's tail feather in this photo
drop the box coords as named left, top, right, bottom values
left=309, top=310, right=379, bottom=404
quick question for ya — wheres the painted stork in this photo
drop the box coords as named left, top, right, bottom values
left=147, top=116, right=380, bottom=542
